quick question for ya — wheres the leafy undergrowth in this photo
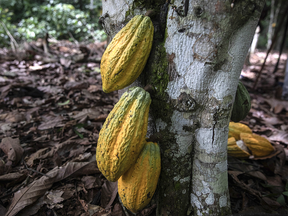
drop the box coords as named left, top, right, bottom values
left=1, top=41, right=288, bottom=216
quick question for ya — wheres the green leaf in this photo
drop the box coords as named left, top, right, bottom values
left=277, top=194, right=286, bottom=206
left=76, top=123, right=85, bottom=129
left=283, top=191, right=288, bottom=197
left=58, top=100, right=70, bottom=106
left=74, top=128, right=83, bottom=139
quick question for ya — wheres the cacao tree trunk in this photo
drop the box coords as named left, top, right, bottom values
left=100, top=0, right=265, bottom=215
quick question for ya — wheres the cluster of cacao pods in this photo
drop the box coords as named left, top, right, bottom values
left=96, top=87, right=161, bottom=213
left=97, top=15, right=160, bottom=213
left=228, top=122, right=274, bottom=158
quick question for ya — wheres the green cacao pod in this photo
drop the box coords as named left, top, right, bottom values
left=100, top=15, right=154, bottom=93
left=231, top=81, right=251, bottom=122
left=118, top=141, right=161, bottom=213
left=96, top=87, right=151, bottom=181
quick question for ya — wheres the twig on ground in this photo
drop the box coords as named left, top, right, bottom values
left=23, top=159, right=52, bottom=178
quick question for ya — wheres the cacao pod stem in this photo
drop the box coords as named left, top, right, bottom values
left=144, top=84, right=155, bottom=94
left=145, top=10, right=156, bottom=18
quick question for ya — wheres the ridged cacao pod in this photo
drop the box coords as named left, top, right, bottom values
left=228, top=122, right=252, bottom=140
left=118, top=141, right=161, bottom=213
left=96, top=87, right=151, bottom=181
left=231, top=81, right=251, bottom=122
left=227, top=137, right=251, bottom=158
left=240, top=133, right=274, bottom=157
left=100, top=15, right=154, bottom=93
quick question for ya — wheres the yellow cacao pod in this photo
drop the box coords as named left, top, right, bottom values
left=228, top=122, right=252, bottom=140
left=100, top=15, right=154, bottom=93
left=227, top=137, right=251, bottom=158
left=118, top=141, right=161, bottom=213
left=96, top=87, right=151, bottom=181
left=240, top=133, right=274, bottom=157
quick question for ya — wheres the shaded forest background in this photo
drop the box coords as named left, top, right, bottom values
left=0, top=0, right=288, bottom=50
left=0, top=0, right=104, bottom=47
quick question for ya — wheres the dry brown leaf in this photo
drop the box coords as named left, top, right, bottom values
left=16, top=196, right=46, bottom=216
left=138, top=204, right=156, bottom=216
left=262, top=196, right=281, bottom=208
left=228, top=157, right=267, bottom=181
left=26, top=147, right=51, bottom=166
left=94, top=114, right=108, bottom=122
left=5, top=161, right=99, bottom=216
left=81, top=176, right=101, bottom=190
left=87, top=85, right=101, bottom=93
left=0, top=111, right=26, bottom=123
left=268, top=130, right=288, bottom=145
left=111, top=203, right=124, bottom=216
left=69, top=145, right=92, bottom=158
left=0, top=204, right=7, bottom=216
left=16, top=189, right=71, bottom=216
left=60, top=58, right=72, bottom=68
left=264, top=98, right=288, bottom=112
left=46, top=190, right=64, bottom=204
left=0, top=122, right=12, bottom=133
left=266, top=175, right=284, bottom=194
left=0, top=84, right=12, bottom=99
left=58, top=46, right=72, bottom=53
left=26, top=136, right=91, bottom=166
left=0, top=137, right=23, bottom=166
left=64, top=81, right=89, bottom=91
left=71, top=152, right=93, bottom=162
left=70, top=160, right=99, bottom=177
left=71, top=108, right=101, bottom=121
left=78, top=198, right=89, bottom=213
left=5, top=169, right=58, bottom=216
left=17, top=186, right=76, bottom=216
left=0, top=160, right=5, bottom=175
left=87, top=204, right=104, bottom=215
left=261, top=116, right=283, bottom=126
left=37, top=86, right=62, bottom=94
left=274, top=104, right=284, bottom=114
left=37, top=115, right=65, bottom=130
left=81, top=90, right=101, bottom=101
left=0, top=172, right=27, bottom=182
left=101, top=181, right=118, bottom=210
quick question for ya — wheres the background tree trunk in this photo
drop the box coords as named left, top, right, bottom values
left=267, top=0, right=280, bottom=49
left=101, top=0, right=265, bottom=215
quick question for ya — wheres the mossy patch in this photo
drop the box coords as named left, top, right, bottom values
left=146, top=39, right=173, bottom=123
left=150, top=42, right=169, bottom=98
left=174, top=181, right=181, bottom=190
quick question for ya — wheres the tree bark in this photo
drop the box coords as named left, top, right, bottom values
left=100, top=0, right=265, bottom=215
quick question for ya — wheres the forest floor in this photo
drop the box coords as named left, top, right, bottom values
left=0, top=40, right=288, bottom=216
